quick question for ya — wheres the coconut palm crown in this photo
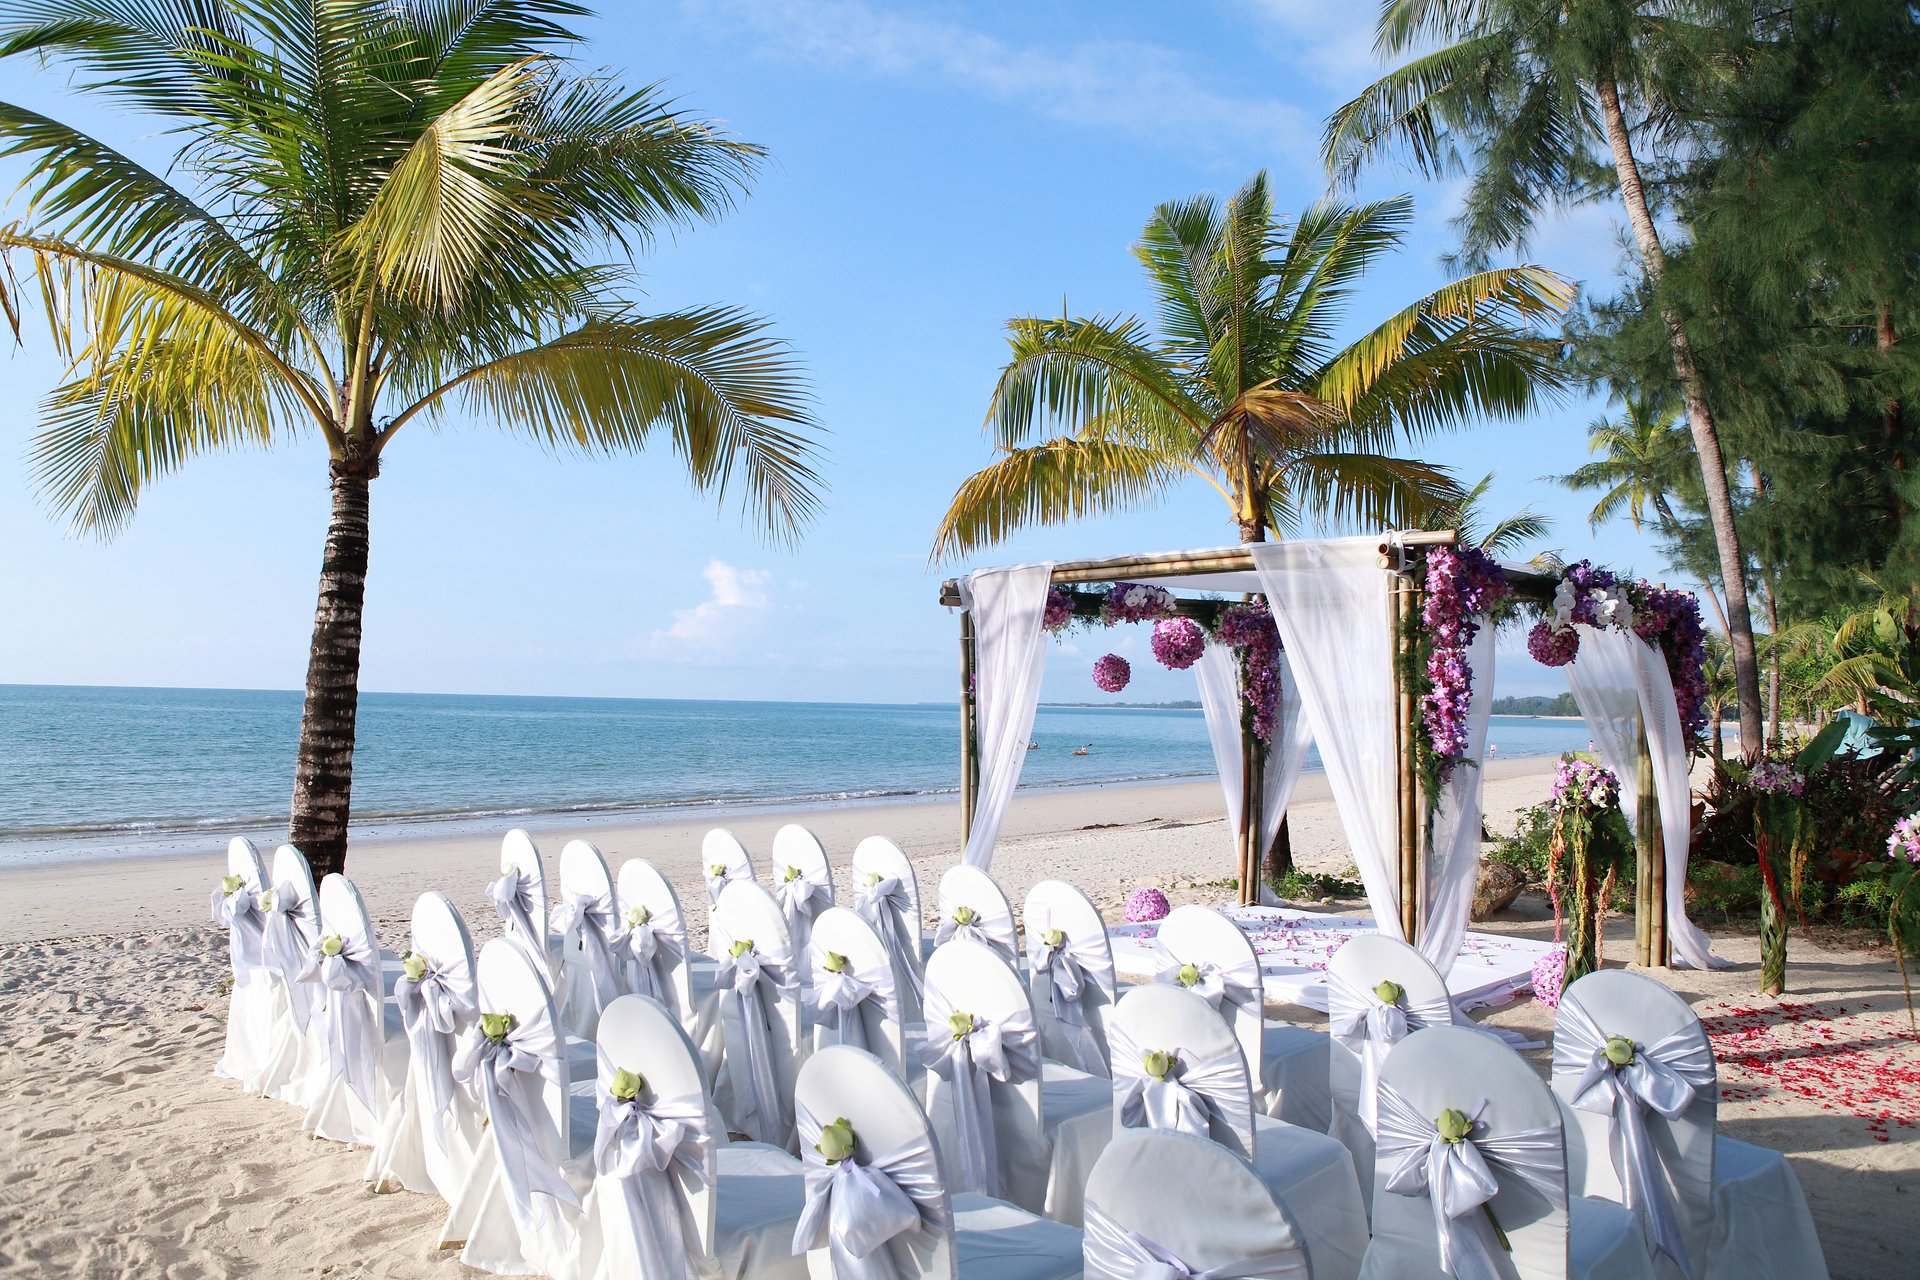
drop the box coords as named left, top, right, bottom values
left=932, top=173, right=1573, bottom=559
left=0, top=1, right=823, bottom=875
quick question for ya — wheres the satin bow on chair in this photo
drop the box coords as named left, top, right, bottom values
left=1028, top=926, right=1114, bottom=1076
left=1153, top=951, right=1263, bottom=1028
left=715, top=943, right=796, bottom=1146
left=259, top=881, right=318, bottom=1027
left=299, top=932, right=382, bottom=1111
left=1555, top=999, right=1715, bottom=1278
left=551, top=890, right=627, bottom=1013
left=1326, top=969, right=1453, bottom=1135
left=792, top=1103, right=950, bottom=1280
left=1107, top=1023, right=1251, bottom=1142
left=451, top=1017, right=579, bottom=1230
left=705, top=862, right=749, bottom=903
left=1082, top=1198, right=1309, bottom=1280
left=592, top=1070, right=714, bottom=1280
left=394, top=959, right=476, bottom=1135
left=1374, top=1081, right=1567, bottom=1280
left=932, top=899, right=1017, bottom=962
left=917, top=986, right=1039, bottom=1199
left=489, top=868, right=553, bottom=979
left=807, top=945, right=899, bottom=1056
left=211, top=882, right=266, bottom=983
left=773, top=865, right=832, bottom=951
left=619, top=908, right=685, bottom=1006
left=854, top=875, right=925, bottom=999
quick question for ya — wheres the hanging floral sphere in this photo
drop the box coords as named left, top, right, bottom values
left=1123, top=886, right=1171, bottom=923
left=1150, top=617, right=1207, bottom=670
left=1092, top=654, right=1131, bottom=693
left=1531, top=946, right=1568, bottom=1008
left=1042, top=587, right=1076, bottom=633
left=1526, top=618, right=1581, bottom=667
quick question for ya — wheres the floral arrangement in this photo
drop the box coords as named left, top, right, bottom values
left=1889, top=814, right=1920, bottom=864
left=1418, top=545, right=1512, bottom=784
left=1123, top=886, right=1171, bottom=923
left=1750, top=760, right=1806, bottom=797
left=1746, top=755, right=1816, bottom=995
left=1552, top=756, right=1620, bottom=813
left=1545, top=753, right=1629, bottom=988
left=1882, top=813, right=1920, bottom=1027
left=1150, top=617, right=1207, bottom=670
left=1043, top=586, right=1076, bottom=633
left=1213, top=602, right=1282, bottom=741
left=1102, top=582, right=1175, bottom=625
left=1092, top=654, right=1131, bottom=693
left=1531, top=947, right=1568, bottom=1008
left=1525, top=561, right=1711, bottom=745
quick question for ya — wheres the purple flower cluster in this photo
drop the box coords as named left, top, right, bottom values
left=1527, top=619, right=1581, bottom=666
left=1551, top=755, right=1620, bottom=813
left=1123, top=886, right=1171, bottom=923
left=1531, top=946, right=1568, bottom=1008
left=1419, top=546, right=1512, bottom=782
left=1526, top=564, right=1711, bottom=746
left=1092, top=653, right=1131, bottom=693
left=1043, top=587, right=1076, bottom=634
left=1213, top=603, right=1282, bottom=741
left=1888, top=814, right=1920, bottom=864
left=1102, top=582, right=1175, bottom=625
left=1749, top=760, right=1806, bottom=797
left=1150, top=616, right=1207, bottom=670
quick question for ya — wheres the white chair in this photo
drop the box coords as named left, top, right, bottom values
left=366, top=891, right=481, bottom=1200
left=1022, top=880, right=1115, bottom=1078
left=1326, top=934, right=1457, bottom=1207
left=554, top=839, right=629, bottom=1039
left=613, top=856, right=701, bottom=1020
left=1552, top=971, right=1829, bottom=1280
left=795, top=1044, right=1084, bottom=1279
left=259, top=844, right=326, bottom=1104
left=213, top=836, right=274, bottom=1087
left=850, top=835, right=926, bottom=1025
left=1083, top=1128, right=1312, bottom=1279
left=919, top=937, right=1111, bottom=1225
left=931, top=865, right=1019, bottom=969
left=807, top=906, right=907, bottom=1077
left=770, top=824, right=835, bottom=961
left=573, top=993, right=809, bottom=1280
left=1155, top=905, right=1330, bottom=1130
left=704, top=828, right=756, bottom=902
left=441, top=937, right=590, bottom=1274
left=301, top=873, right=408, bottom=1146
left=1108, top=983, right=1368, bottom=1280
left=1362, top=1026, right=1656, bottom=1280
left=492, top=829, right=568, bottom=998
left=709, top=880, right=806, bottom=1149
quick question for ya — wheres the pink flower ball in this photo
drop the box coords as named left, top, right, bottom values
left=1092, top=653, right=1131, bottom=693
left=1124, top=886, right=1170, bottom=923
left=1150, top=617, right=1207, bottom=670
left=1532, top=947, right=1568, bottom=1008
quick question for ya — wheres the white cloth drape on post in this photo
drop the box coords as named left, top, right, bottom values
left=1420, top=622, right=1494, bottom=976
left=1561, top=625, right=1723, bottom=970
left=1251, top=538, right=1406, bottom=941
left=1195, top=642, right=1312, bottom=894
left=955, top=563, right=1055, bottom=871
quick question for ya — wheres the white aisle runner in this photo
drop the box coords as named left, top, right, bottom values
left=1109, top=906, right=1552, bottom=1012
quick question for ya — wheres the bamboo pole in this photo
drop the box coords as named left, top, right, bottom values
left=1239, top=717, right=1259, bottom=907
left=959, top=610, right=979, bottom=843
left=1390, top=568, right=1422, bottom=944
left=1635, top=717, right=1669, bottom=967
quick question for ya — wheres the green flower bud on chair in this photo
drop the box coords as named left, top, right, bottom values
left=1042, top=928, right=1067, bottom=949
left=729, top=938, right=755, bottom=959
left=480, top=1011, right=516, bottom=1043
left=1373, top=980, right=1404, bottom=1006
left=401, top=952, right=430, bottom=983
left=256, top=889, right=275, bottom=911
left=220, top=873, right=245, bottom=896
left=782, top=865, right=801, bottom=883
left=1176, top=962, right=1201, bottom=988
left=823, top=951, right=849, bottom=974
left=1143, top=1049, right=1175, bottom=1081
left=861, top=871, right=882, bottom=888
left=625, top=905, right=651, bottom=927
left=318, top=933, right=344, bottom=958
left=1603, top=1036, right=1637, bottom=1068
left=709, top=863, right=728, bottom=880
left=952, top=905, right=976, bottom=927
left=948, top=1011, right=976, bottom=1041
left=1436, top=1108, right=1474, bottom=1144
left=816, top=1116, right=857, bottom=1164
left=609, top=1067, right=644, bottom=1102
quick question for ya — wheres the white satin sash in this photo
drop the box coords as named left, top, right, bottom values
left=619, top=906, right=686, bottom=1007
left=1326, top=969, right=1453, bottom=1135
left=1154, top=950, right=1262, bottom=1029
left=299, top=932, right=381, bottom=1111
left=715, top=942, right=796, bottom=1145
left=490, top=867, right=552, bottom=980
left=773, top=865, right=832, bottom=953
left=450, top=1014, right=579, bottom=1230
left=807, top=943, right=900, bottom=1055
left=932, top=893, right=1017, bottom=963
left=394, top=959, right=476, bottom=1136
left=1554, top=998, right=1714, bottom=1278
left=1107, top=1021, right=1252, bottom=1143
left=211, top=883, right=266, bottom=984
left=917, top=985, right=1039, bottom=1198
left=1082, top=1198, right=1308, bottom=1279
left=854, top=876, right=925, bottom=999
left=705, top=861, right=751, bottom=903
left=792, top=1102, right=950, bottom=1280
left=592, top=1067, right=714, bottom=1280
left=259, top=880, right=318, bottom=1028
left=551, top=890, right=627, bottom=1014
left=1028, top=928, right=1114, bottom=1076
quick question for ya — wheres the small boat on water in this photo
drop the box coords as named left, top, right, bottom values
left=1070, top=744, right=1091, bottom=756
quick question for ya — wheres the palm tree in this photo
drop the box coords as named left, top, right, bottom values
left=1431, top=471, right=1551, bottom=558
left=0, top=2, right=822, bottom=877
left=1323, top=0, right=1767, bottom=756
left=932, top=175, right=1572, bottom=557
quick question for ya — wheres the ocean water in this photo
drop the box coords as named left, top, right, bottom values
left=0, top=684, right=1593, bottom=862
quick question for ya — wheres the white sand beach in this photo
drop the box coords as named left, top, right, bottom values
left=1, top=759, right=1914, bottom=1278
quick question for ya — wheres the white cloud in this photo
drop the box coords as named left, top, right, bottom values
left=1233, top=0, right=1387, bottom=92
left=688, top=0, right=1319, bottom=165
left=654, top=559, right=772, bottom=644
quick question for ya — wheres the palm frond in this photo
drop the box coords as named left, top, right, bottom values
left=988, top=313, right=1203, bottom=453
left=931, top=437, right=1191, bottom=561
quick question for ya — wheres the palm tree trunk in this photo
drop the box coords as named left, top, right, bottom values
left=1595, top=73, right=1765, bottom=757
left=1763, top=577, right=1782, bottom=745
left=288, top=459, right=374, bottom=878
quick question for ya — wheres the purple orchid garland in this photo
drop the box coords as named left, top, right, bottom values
left=1419, top=545, right=1513, bottom=785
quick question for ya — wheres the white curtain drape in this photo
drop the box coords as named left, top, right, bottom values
left=1421, top=621, right=1495, bottom=976
left=1251, top=538, right=1406, bottom=941
left=1195, top=641, right=1313, bottom=898
left=1561, top=624, right=1722, bottom=969
left=956, top=564, right=1055, bottom=870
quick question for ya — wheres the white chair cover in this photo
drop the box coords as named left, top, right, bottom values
left=770, top=824, right=834, bottom=961
left=1108, top=1017, right=1254, bottom=1148
left=807, top=906, right=906, bottom=1076
left=703, top=828, right=755, bottom=902
left=614, top=858, right=696, bottom=1019
left=554, top=840, right=629, bottom=1039
left=852, top=835, right=927, bottom=1024
left=213, top=837, right=275, bottom=1088
left=300, top=873, right=406, bottom=1145
left=493, top=830, right=566, bottom=1000
left=934, top=865, right=1020, bottom=968
left=710, top=881, right=804, bottom=1149
left=1024, top=879, right=1116, bottom=1078
left=258, top=844, right=327, bottom=1105
left=919, top=978, right=1042, bottom=1201
left=794, top=1098, right=952, bottom=1280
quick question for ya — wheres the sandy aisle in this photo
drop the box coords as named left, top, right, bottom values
left=1, top=759, right=1913, bottom=1278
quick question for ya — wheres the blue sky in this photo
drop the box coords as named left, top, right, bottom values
left=0, top=0, right=1667, bottom=705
